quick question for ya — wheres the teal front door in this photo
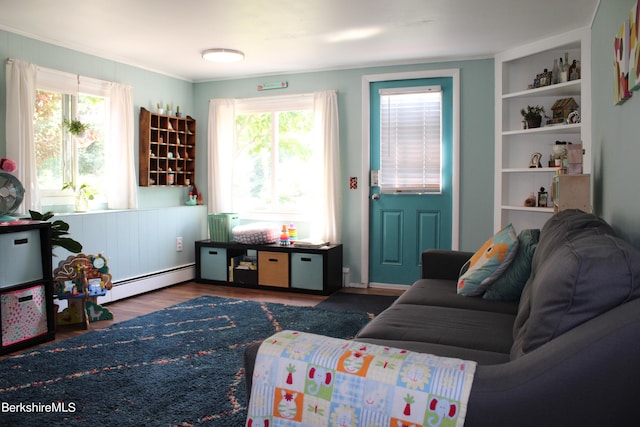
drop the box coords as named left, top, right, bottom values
left=369, top=77, right=454, bottom=285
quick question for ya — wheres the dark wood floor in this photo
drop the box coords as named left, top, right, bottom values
left=1, top=281, right=404, bottom=360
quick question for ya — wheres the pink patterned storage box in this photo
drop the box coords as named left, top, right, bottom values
left=1, top=285, right=48, bottom=347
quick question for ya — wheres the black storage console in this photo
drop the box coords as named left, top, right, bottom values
left=195, top=240, right=343, bottom=295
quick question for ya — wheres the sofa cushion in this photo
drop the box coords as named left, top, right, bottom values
left=396, top=279, right=519, bottom=315
left=457, top=224, right=519, bottom=296
left=483, top=229, right=540, bottom=302
left=357, top=304, right=516, bottom=355
left=530, top=209, right=613, bottom=273
left=511, top=227, right=640, bottom=359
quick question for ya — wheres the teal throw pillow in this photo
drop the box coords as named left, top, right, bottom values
left=457, top=224, right=519, bottom=296
left=483, top=229, right=540, bottom=301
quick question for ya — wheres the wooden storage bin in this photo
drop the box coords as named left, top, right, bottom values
left=258, top=251, right=289, bottom=288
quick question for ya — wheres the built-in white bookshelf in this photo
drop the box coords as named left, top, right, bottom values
left=494, top=28, right=591, bottom=232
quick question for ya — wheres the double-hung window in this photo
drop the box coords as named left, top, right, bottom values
left=34, top=70, right=110, bottom=208
left=379, top=85, right=442, bottom=193
left=232, top=94, right=316, bottom=219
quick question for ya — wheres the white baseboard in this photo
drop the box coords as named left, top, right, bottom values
left=107, top=265, right=195, bottom=303
left=343, top=282, right=368, bottom=289
left=368, top=282, right=410, bottom=290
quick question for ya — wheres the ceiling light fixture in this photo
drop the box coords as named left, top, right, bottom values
left=201, top=48, right=245, bottom=63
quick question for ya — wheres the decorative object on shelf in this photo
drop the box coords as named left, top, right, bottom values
left=287, top=223, right=297, bottom=243
left=62, top=118, right=90, bottom=136
left=186, top=193, right=197, bottom=206
left=567, top=110, right=581, bottom=124
left=534, top=69, right=552, bottom=88
left=62, top=182, right=98, bottom=212
left=559, top=53, right=569, bottom=83
left=0, top=158, right=17, bottom=173
left=567, top=143, right=584, bottom=174
left=552, top=59, right=560, bottom=85
left=166, top=104, right=172, bottom=116
left=521, top=105, right=545, bottom=129
left=0, top=157, right=24, bottom=221
left=157, top=103, right=164, bottom=114
left=538, top=187, right=548, bottom=208
left=529, top=152, right=543, bottom=168
left=279, top=224, right=291, bottom=246
left=524, top=193, right=536, bottom=207
left=548, top=98, right=579, bottom=125
left=175, top=105, right=182, bottom=117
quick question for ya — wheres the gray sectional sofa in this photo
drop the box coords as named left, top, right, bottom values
left=245, top=209, right=640, bottom=426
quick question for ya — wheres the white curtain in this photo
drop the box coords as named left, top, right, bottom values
left=311, top=90, right=341, bottom=243
left=107, top=83, right=138, bottom=209
left=5, top=59, right=40, bottom=213
left=207, top=98, right=235, bottom=214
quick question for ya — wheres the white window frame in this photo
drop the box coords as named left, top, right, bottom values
left=35, top=69, right=111, bottom=208
left=232, top=93, right=315, bottom=221
left=379, top=85, right=442, bottom=194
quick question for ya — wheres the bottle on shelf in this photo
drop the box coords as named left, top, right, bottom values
left=538, top=187, right=548, bottom=208
left=552, top=59, right=559, bottom=85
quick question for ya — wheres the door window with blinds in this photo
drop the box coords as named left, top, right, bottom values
left=379, top=85, right=442, bottom=193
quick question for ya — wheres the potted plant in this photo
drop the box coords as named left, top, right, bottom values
left=520, top=105, right=546, bottom=129
left=28, top=210, right=83, bottom=255
left=62, top=118, right=90, bottom=136
left=62, top=182, right=98, bottom=212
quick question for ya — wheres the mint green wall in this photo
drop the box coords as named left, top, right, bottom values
left=592, top=1, right=640, bottom=247
left=194, top=60, right=495, bottom=284
left=0, top=29, right=496, bottom=286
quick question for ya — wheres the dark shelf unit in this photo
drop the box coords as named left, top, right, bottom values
left=195, top=240, right=343, bottom=295
left=0, top=221, right=55, bottom=355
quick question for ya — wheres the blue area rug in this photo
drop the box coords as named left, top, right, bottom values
left=0, top=296, right=372, bottom=426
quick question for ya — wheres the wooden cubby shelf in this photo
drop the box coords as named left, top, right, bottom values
left=139, top=107, right=196, bottom=187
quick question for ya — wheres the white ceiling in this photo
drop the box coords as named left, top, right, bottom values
left=0, top=0, right=600, bottom=82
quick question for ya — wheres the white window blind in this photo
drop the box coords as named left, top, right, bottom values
left=379, top=85, right=442, bottom=193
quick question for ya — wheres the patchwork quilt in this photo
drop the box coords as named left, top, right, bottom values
left=246, top=331, right=476, bottom=427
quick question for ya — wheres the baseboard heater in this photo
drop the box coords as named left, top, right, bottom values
left=102, top=264, right=195, bottom=304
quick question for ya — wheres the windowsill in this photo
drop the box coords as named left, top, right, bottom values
left=38, top=205, right=207, bottom=217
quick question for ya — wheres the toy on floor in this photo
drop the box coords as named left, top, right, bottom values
left=53, top=253, right=113, bottom=329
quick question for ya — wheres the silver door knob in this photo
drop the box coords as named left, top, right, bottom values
left=371, top=193, right=380, bottom=201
